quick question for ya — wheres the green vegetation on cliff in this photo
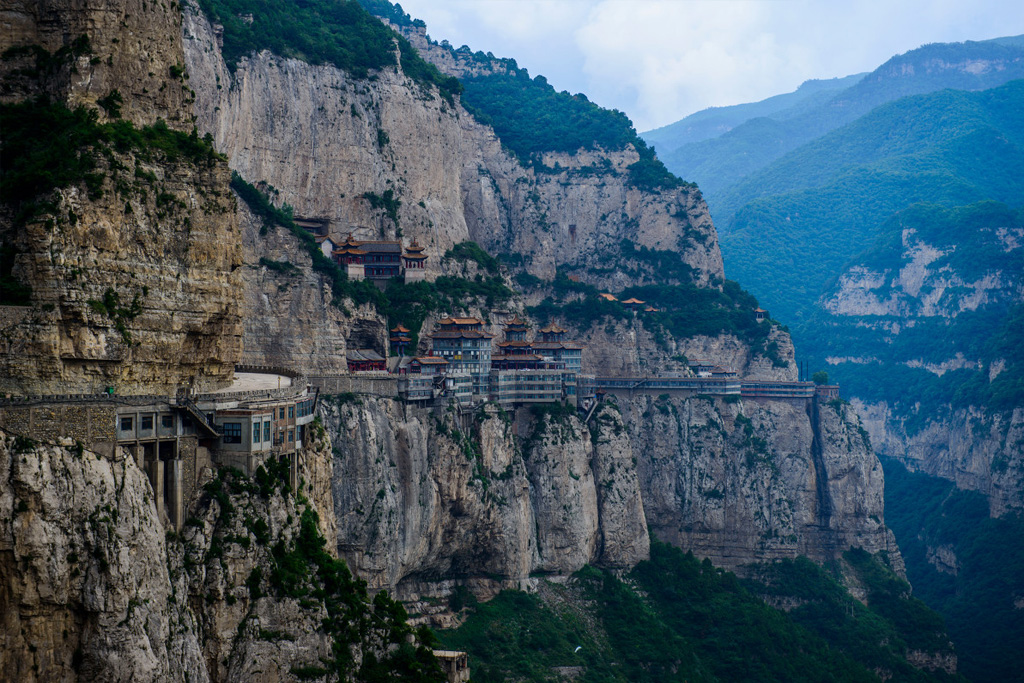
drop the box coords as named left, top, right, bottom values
left=881, top=457, right=1024, bottom=683
left=799, top=201, right=1024, bottom=427
left=196, top=0, right=461, bottom=102
left=459, top=69, right=683, bottom=191
left=188, top=462, right=446, bottom=681
left=0, top=95, right=224, bottom=305
left=528, top=274, right=785, bottom=365
left=440, top=541, right=960, bottom=682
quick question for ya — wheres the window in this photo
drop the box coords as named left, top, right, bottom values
left=222, top=423, right=242, bottom=444
left=288, top=429, right=294, bottom=442
left=253, top=423, right=261, bottom=443
left=141, top=415, right=153, bottom=430
left=264, top=422, right=271, bottom=442
left=120, top=416, right=133, bottom=431
left=288, top=405, right=295, bottom=419
left=279, top=407, right=285, bottom=419
left=161, top=415, right=173, bottom=429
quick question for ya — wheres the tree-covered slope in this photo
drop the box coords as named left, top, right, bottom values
left=195, top=0, right=461, bottom=100
left=803, top=202, right=1024, bottom=428
left=719, top=79, right=1024, bottom=326
left=881, top=457, right=1024, bottom=683
left=439, top=541, right=962, bottom=683
left=656, top=36, right=1024, bottom=203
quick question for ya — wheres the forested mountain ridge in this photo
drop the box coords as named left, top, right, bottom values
left=651, top=35, right=1024, bottom=203
left=642, top=72, right=865, bottom=152
left=720, top=78, right=1024, bottom=325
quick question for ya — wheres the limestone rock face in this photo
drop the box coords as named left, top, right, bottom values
left=578, top=318, right=797, bottom=380
left=0, top=419, right=343, bottom=683
left=854, top=400, right=1024, bottom=515
left=0, top=0, right=193, bottom=129
left=235, top=200, right=387, bottom=372
left=182, top=5, right=723, bottom=290
left=325, top=391, right=893, bottom=596
left=0, top=431, right=207, bottom=683
left=0, top=152, right=243, bottom=395
left=619, top=395, right=901, bottom=572
left=326, top=398, right=649, bottom=598
left=0, top=0, right=243, bottom=396
left=184, top=6, right=471, bottom=264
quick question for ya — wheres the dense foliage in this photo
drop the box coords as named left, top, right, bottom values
left=231, top=174, right=512, bottom=347
left=458, top=67, right=684, bottom=190
left=797, top=201, right=1024, bottom=426
left=196, top=0, right=460, bottom=102
left=721, top=79, right=1024, bottom=327
left=528, top=274, right=784, bottom=365
left=881, top=457, right=1024, bottom=683
left=440, top=541, right=958, bottom=682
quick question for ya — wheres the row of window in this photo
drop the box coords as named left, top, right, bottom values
left=223, top=421, right=296, bottom=445
left=120, top=414, right=175, bottom=432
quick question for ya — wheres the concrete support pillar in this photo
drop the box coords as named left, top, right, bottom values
left=153, top=455, right=164, bottom=520
left=166, top=458, right=183, bottom=529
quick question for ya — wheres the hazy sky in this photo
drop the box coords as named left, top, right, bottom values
left=396, top=0, right=1024, bottom=132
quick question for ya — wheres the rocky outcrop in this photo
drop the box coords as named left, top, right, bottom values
left=324, top=392, right=897, bottom=599
left=578, top=317, right=796, bottom=379
left=618, top=395, right=900, bottom=571
left=854, top=400, right=1024, bottom=515
left=0, top=147, right=243, bottom=395
left=818, top=214, right=1024, bottom=514
left=0, top=0, right=243, bottom=396
left=235, top=200, right=387, bottom=372
left=0, top=431, right=207, bottom=682
left=326, top=397, right=649, bottom=599
left=0, top=0, right=194, bottom=129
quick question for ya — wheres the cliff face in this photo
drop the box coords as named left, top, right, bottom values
left=0, top=0, right=243, bottom=396
left=578, top=317, right=797, bottom=379
left=815, top=210, right=1024, bottom=514
left=0, top=0, right=193, bottom=128
left=619, top=395, right=899, bottom=570
left=326, top=398, right=649, bottom=599
left=182, top=5, right=723, bottom=291
left=0, top=419, right=412, bottom=683
left=854, top=401, right=1024, bottom=516
left=325, top=392, right=897, bottom=600
left=0, top=432, right=207, bottom=682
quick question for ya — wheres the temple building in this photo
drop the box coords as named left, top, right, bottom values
left=332, top=234, right=367, bottom=281
left=332, top=234, right=427, bottom=282
left=428, top=317, right=494, bottom=399
left=389, top=325, right=412, bottom=356
left=403, top=240, right=428, bottom=283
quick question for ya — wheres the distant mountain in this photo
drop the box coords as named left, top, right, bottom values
left=652, top=36, right=1024, bottom=202
left=720, top=79, right=1024, bottom=325
left=641, top=73, right=865, bottom=150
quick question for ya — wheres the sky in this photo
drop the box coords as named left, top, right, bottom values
left=395, top=0, right=1024, bottom=132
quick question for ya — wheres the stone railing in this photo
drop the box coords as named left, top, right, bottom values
left=308, top=374, right=398, bottom=397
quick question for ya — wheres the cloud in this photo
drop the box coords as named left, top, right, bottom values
left=398, top=0, right=1024, bottom=131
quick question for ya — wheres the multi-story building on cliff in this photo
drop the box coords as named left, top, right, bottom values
left=0, top=369, right=318, bottom=529
left=331, top=234, right=428, bottom=283
left=428, top=317, right=495, bottom=399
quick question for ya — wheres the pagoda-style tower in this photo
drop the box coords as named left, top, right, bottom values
left=537, top=322, right=567, bottom=343
left=497, top=315, right=532, bottom=356
left=403, top=239, right=428, bottom=283
left=389, top=325, right=412, bottom=356
left=333, top=233, right=366, bottom=281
